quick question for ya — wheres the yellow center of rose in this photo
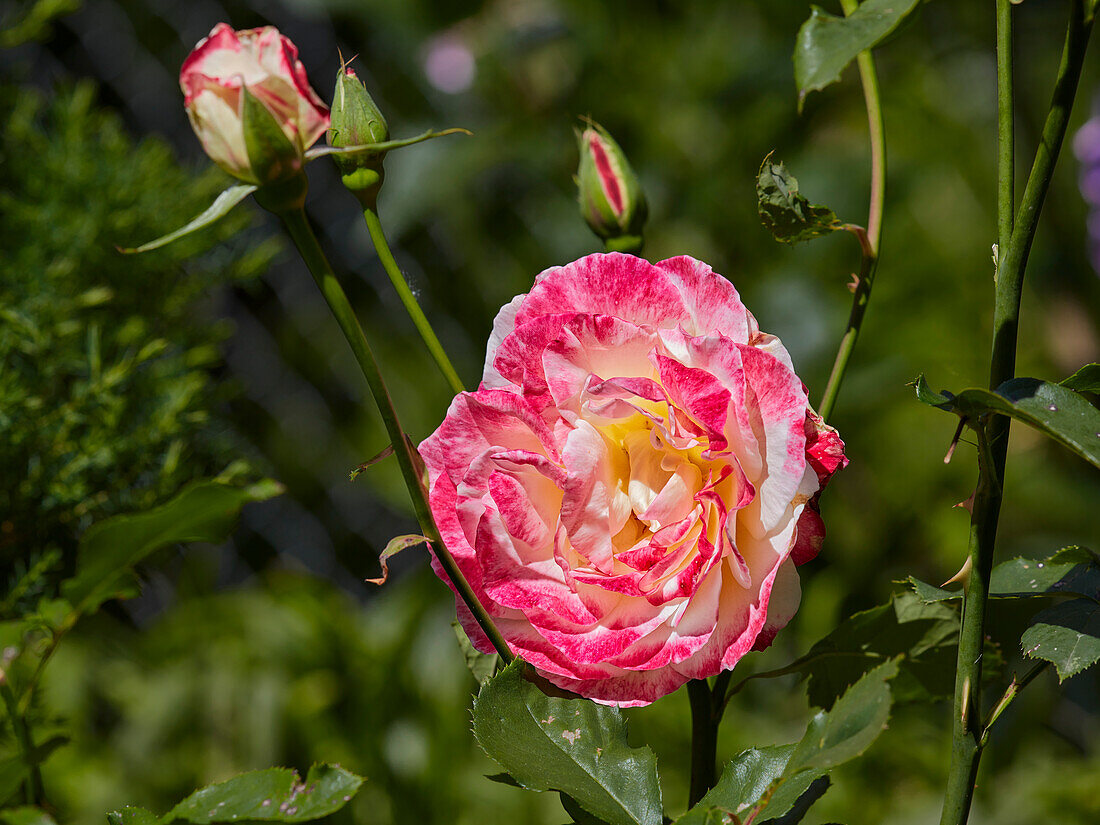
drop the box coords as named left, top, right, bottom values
left=589, top=402, right=742, bottom=583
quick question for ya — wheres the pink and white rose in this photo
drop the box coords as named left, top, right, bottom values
left=421, top=253, right=846, bottom=706
left=180, top=23, right=329, bottom=183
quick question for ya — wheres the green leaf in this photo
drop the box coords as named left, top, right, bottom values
left=1060, top=363, right=1100, bottom=393
left=796, top=591, right=961, bottom=708
left=757, top=776, right=831, bottom=825
left=366, top=534, right=430, bottom=585
left=677, top=745, right=828, bottom=824
left=785, top=658, right=899, bottom=774
left=117, top=184, right=258, bottom=254
left=757, top=158, right=843, bottom=243
left=0, top=736, right=68, bottom=807
left=689, top=744, right=799, bottom=820
left=907, top=577, right=956, bottom=603
left=165, top=763, right=364, bottom=823
left=452, top=620, right=499, bottom=686
left=0, top=807, right=58, bottom=825
left=62, top=479, right=282, bottom=617
left=106, top=809, right=159, bottom=825
left=909, top=547, right=1100, bottom=604
left=471, top=659, right=662, bottom=825
left=909, top=374, right=954, bottom=410
left=951, top=379, right=1100, bottom=469
left=1021, top=599, right=1100, bottom=682
left=794, top=0, right=922, bottom=107
left=680, top=664, right=896, bottom=825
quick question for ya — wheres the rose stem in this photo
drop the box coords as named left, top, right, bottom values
left=687, top=679, right=719, bottom=807
left=939, top=4, right=1093, bottom=824
left=276, top=204, right=513, bottom=663
left=816, top=0, right=885, bottom=424
left=0, top=678, right=43, bottom=805
left=360, top=204, right=466, bottom=396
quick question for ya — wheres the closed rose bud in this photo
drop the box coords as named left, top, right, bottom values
left=576, top=122, right=647, bottom=253
left=328, top=67, right=389, bottom=201
left=179, top=23, right=329, bottom=185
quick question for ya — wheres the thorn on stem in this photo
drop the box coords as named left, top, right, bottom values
left=944, top=418, right=967, bottom=463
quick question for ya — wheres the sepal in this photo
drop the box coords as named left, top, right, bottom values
left=117, top=184, right=257, bottom=254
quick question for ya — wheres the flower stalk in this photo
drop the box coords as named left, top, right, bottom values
left=939, top=3, right=1094, bottom=823
left=275, top=204, right=511, bottom=663
left=687, top=679, right=720, bottom=808
left=816, top=0, right=885, bottom=424
left=361, top=205, right=466, bottom=396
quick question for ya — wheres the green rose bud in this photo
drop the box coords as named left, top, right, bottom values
left=328, top=67, right=390, bottom=205
left=576, top=122, right=647, bottom=254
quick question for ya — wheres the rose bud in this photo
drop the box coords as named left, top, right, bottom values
left=179, top=23, right=330, bottom=186
left=328, top=66, right=390, bottom=203
left=576, top=122, right=648, bottom=253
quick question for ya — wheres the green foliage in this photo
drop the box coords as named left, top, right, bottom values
left=786, top=659, right=898, bottom=773
left=910, top=546, right=1100, bottom=603
left=0, top=739, right=67, bottom=807
left=452, top=621, right=499, bottom=686
left=0, top=81, right=276, bottom=582
left=746, top=591, right=976, bottom=709
left=5, top=2, right=1100, bottom=824
left=42, top=571, right=556, bottom=825
left=909, top=374, right=954, bottom=410
left=675, top=746, right=828, bottom=825
left=793, top=0, right=922, bottom=107
left=0, top=0, right=80, bottom=48
left=756, top=158, right=843, bottom=244
left=0, top=475, right=279, bottom=813
left=1021, top=599, right=1100, bottom=682
left=111, top=764, right=365, bottom=825
left=0, top=807, right=58, bottom=825
left=1060, top=363, right=1100, bottom=393
left=914, top=376, right=1100, bottom=469
left=1, top=479, right=280, bottom=695
left=679, top=662, right=898, bottom=825
left=119, top=186, right=259, bottom=254
left=62, top=478, right=283, bottom=618
left=471, top=659, right=662, bottom=825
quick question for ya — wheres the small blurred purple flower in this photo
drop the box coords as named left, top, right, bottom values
left=423, top=34, right=475, bottom=94
left=1073, top=98, right=1100, bottom=275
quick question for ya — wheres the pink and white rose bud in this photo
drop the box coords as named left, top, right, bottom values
left=421, top=253, right=847, bottom=706
left=576, top=123, right=647, bottom=253
left=180, top=23, right=329, bottom=184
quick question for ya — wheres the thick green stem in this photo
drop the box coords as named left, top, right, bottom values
left=817, top=0, right=885, bottom=423
left=277, top=206, right=512, bottom=663
left=361, top=207, right=466, bottom=396
left=1, top=679, right=42, bottom=805
left=939, top=4, right=1093, bottom=824
left=687, top=679, right=718, bottom=808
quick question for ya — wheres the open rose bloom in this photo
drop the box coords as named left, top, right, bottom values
left=421, top=253, right=846, bottom=706
left=180, top=23, right=329, bottom=183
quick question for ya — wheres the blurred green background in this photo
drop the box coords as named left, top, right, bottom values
left=2, top=0, right=1099, bottom=823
